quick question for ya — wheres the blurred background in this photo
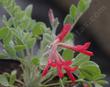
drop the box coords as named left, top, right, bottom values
left=0, top=0, right=110, bottom=86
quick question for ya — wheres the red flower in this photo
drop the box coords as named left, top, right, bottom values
left=72, top=42, right=93, bottom=56
left=56, top=23, right=71, bottom=42
left=42, top=64, right=50, bottom=77
left=42, top=21, right=93, bottom=83
left=58, top=42, right=93, bottom=56
left=63, top=62, right=78, bottom=81
left=42, top=56, right=78, bottom=81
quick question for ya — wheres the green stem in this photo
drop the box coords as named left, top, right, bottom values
left=40, top=80, right=72, bottom=87
left=59, top=79, right=65, bottom=87
left=15, top=79, right=24, bottom=85
left=26, top=48, right=31, bottom=59
left=71, top=13, right=82, bottom=31
left=40, top=82, right=60, bottom=87
left=4, top=7, right=17, bottom=28
left=41, top=79, right=86, bottom=87
left=43, top=74, right=56, bottom=85
left=31, top=47, right=34, bottom=58
left=20, top=50, right=25, bottom=58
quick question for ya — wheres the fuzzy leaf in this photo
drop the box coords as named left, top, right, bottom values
left=0, top=75, right=10, bottom=86
left=32, top=22, right=46, bottom=37
left=3, top=30, right=12, bottom=44
left=62, top=49, right=74, bottom=60
left=94, top=74, right=106, bottom=81
left=25, top=4, right=33, bottom=17
left=73, top=53, right=90, bottom=65
left=26, top=38, right=36, bottom=48
left=64, top=15, right=73, bottom=24
left=96, top=80, right=108, bottom=85
left=15, top=45, right=25, bottom=51
left=0, top=52, right=8, bottom=59
left=44, top=33, right=53, bottom=41
left=94, top=83, right=103, bottom=87
left=40, top=33, right=53, bottom=52
left=70, top=4, right=77, bottom=18
left=31, top=57, right=40, bottom=65
left=9, top=70, right=17, bottom=85
left=4, top=41, right=16, bottom=58
left=79, top=61, right=101, bottom=80
left=52, top=18, right=59, bottom=29
left=0, top=27, right=12, bottom=44
left=64, top=33, right=74, bottom=41
left=0, top=27, right=8, bottom=39
left=23, top=32, right=36, bottom=48
left=78, top=0, right=92, bottom=12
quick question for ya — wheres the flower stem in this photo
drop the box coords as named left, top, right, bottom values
left=43, top=74, right=56, bottom=85
left=59, top=78, right=65, bottom=87
left=15, top=79, right=24, bottom=85
left=71, top=13, right=83, bottom=31
left=40, top=80, right=72, bottom=87
left=58, top=43, right=74, bottom=50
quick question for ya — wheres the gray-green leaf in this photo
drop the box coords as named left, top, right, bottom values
left=25, top=4, right=33, bottom=17
left=70, top=4, right=77, bottom=18
left=0, top=75, right=10, bottom=86
left=32, top=22, right=46, bottom=37
left=62, top=49, right=74, bottom=60
left=78, top=0, right=92, bottom=12
left=9, top=70, right=17, bottom=85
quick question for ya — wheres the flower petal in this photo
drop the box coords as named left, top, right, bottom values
left=70, top=66, right=78, bottom=72
left=66, top=71, right=76, bottom=81
left=79, top=50, right=93, bottom=56
left=83, top=42, right=91, bottom=50
left=51, top=63, right=56, bottom=67
left=57, top=65, right=64, bottom=78
left=42, top=64, right=50, bottom=77
left=63, top=60, right=72, bottom=65
left=72, top=43, right=93, bottom=56
left=64, top=66, right=78, bottom=72
left=56, top=23, right=71, bottom=42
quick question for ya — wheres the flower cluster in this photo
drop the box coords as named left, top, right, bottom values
left=42, top=23, right=93, bottom=82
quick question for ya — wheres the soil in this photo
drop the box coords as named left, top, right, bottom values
left=0, top=59, right=21, bottom=74
left=0, top=59, right=23, bottom=87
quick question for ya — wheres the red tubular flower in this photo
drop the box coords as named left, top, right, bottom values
left=66, top=71, right=76, bottom=81
left=57, top=64, right=64, bottom=78
left=42, top=58, right=53, bottom=77
left=58, top=42, right=93, bottom=56
left=56, top=23, right=71, bottom=42
left=72, top=42, right=93, bottom=56
left=42, top=64, right=50, bottom=77
left=42, top=21, right=93, bottom=82
left=63, top=64, right=78, bottom=81
left=42, top=55, right=78, bottom=81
